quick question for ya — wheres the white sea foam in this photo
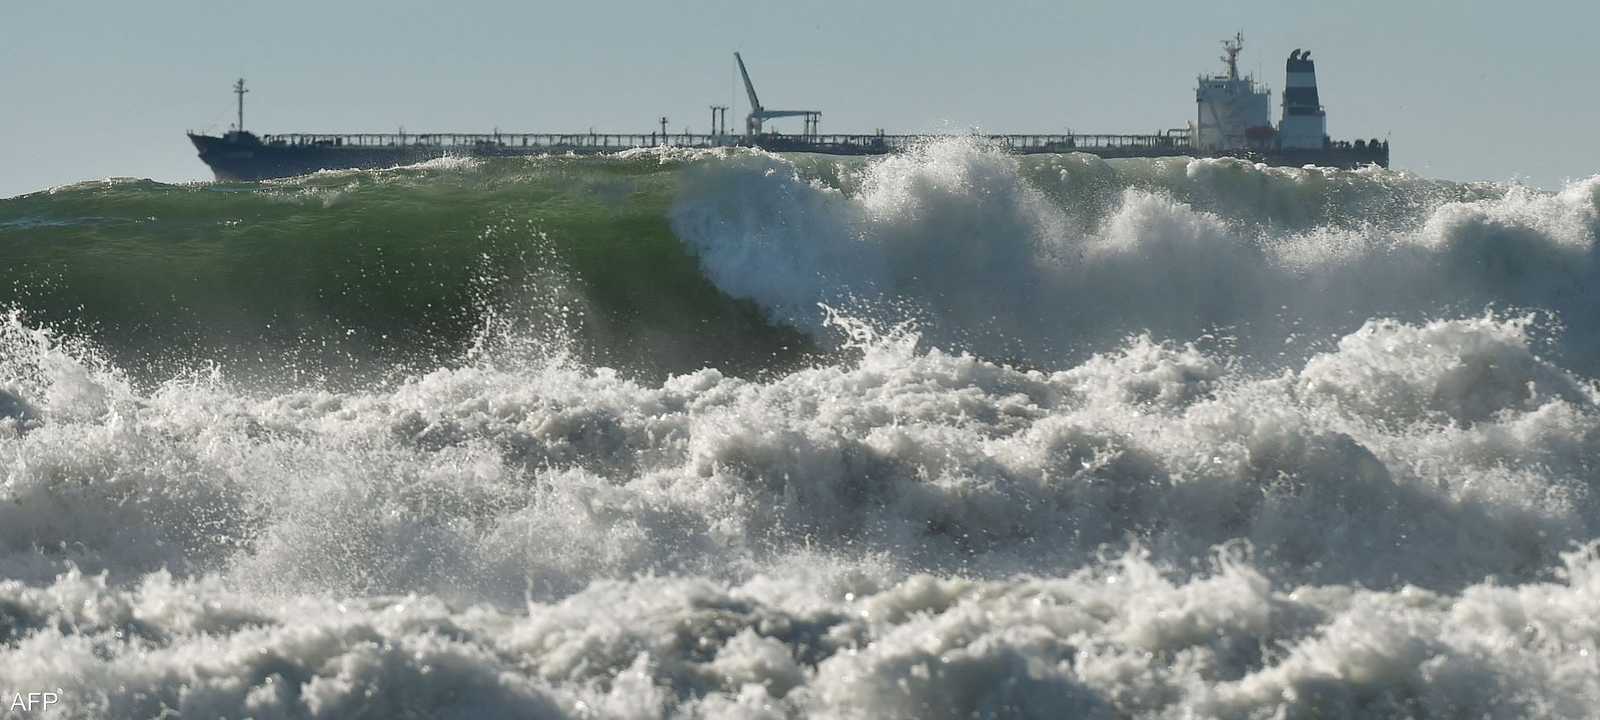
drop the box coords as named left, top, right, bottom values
left=3, top=303, right=1599, bottom=715
left=612, top=144, right=764, bottom=163
left=1, top=545, right=1594, bottom=718
left=671, top=139, right=1600, bottom=367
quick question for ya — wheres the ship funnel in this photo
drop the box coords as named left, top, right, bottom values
left=1278, top=49, right=1327, bottom=149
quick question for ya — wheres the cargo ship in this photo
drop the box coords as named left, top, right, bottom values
left=189, top=36, right=1388, bottom=181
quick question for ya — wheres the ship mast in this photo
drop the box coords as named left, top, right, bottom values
left=233, top=78, right=248, bottom=132
left=1221, top=32, right=1243, bottom=81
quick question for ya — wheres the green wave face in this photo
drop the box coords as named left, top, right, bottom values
left=4, top=147, right=1597, bottom=386
left=0, top=155, right=810, bottom=385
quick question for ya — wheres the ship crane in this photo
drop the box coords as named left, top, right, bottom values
left=734, top=52, right=820, bottom=139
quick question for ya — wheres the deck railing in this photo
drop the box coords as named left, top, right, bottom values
left=255, top=130, right=1195, bottom=152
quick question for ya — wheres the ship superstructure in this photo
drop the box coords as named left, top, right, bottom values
left=1193, top=33, right=1274, bottom=153
left=188, top=38, right=1388, bottom=181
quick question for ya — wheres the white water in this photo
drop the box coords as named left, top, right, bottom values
left=3, top=143, right=1600, bottom=717
left=673, top=140, right=1600, bottom=368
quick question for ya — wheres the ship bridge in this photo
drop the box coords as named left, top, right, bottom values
left=1192, top=33, right=1273, bottom=152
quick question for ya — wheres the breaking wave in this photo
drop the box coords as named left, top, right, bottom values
left=673, top=139, right=1600, bottom=368
left=1, top=143, right=1598, bottom=717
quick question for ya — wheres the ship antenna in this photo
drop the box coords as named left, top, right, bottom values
left=233, top=78, right=248, bottom=132
left=1221, top=32, right=1243, bottom=81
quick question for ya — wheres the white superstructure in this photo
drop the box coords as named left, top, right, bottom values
left=1192, top=33, right=1273, bottom=153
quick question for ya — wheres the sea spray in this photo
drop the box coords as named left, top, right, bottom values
left=672, top=140, right=1600, bottom=370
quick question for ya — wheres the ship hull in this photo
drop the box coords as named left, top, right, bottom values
left=749, top=136, right=1388, bottom=168
left=189, top=134, right=453, bottom=181
left=1208, top=146, right=1389, bottom=170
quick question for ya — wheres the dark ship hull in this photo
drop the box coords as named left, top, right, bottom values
left=1215, top=145, right=1389, bottom=169
left=188, top=133, right=547, bottom=181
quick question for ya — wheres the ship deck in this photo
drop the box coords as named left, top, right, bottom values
left=256, top=130, right=1196, bottom=156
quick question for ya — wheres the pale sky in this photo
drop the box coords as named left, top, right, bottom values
left=2, top=0, right=1595, bottom=197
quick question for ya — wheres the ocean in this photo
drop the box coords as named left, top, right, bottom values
left=1, top=141, right=1597, bottom=718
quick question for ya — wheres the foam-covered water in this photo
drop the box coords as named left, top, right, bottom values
left=1, top=143, right=1598, bottom=717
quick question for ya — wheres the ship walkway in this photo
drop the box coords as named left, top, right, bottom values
left=257, top=130, right=1195, bottom=154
